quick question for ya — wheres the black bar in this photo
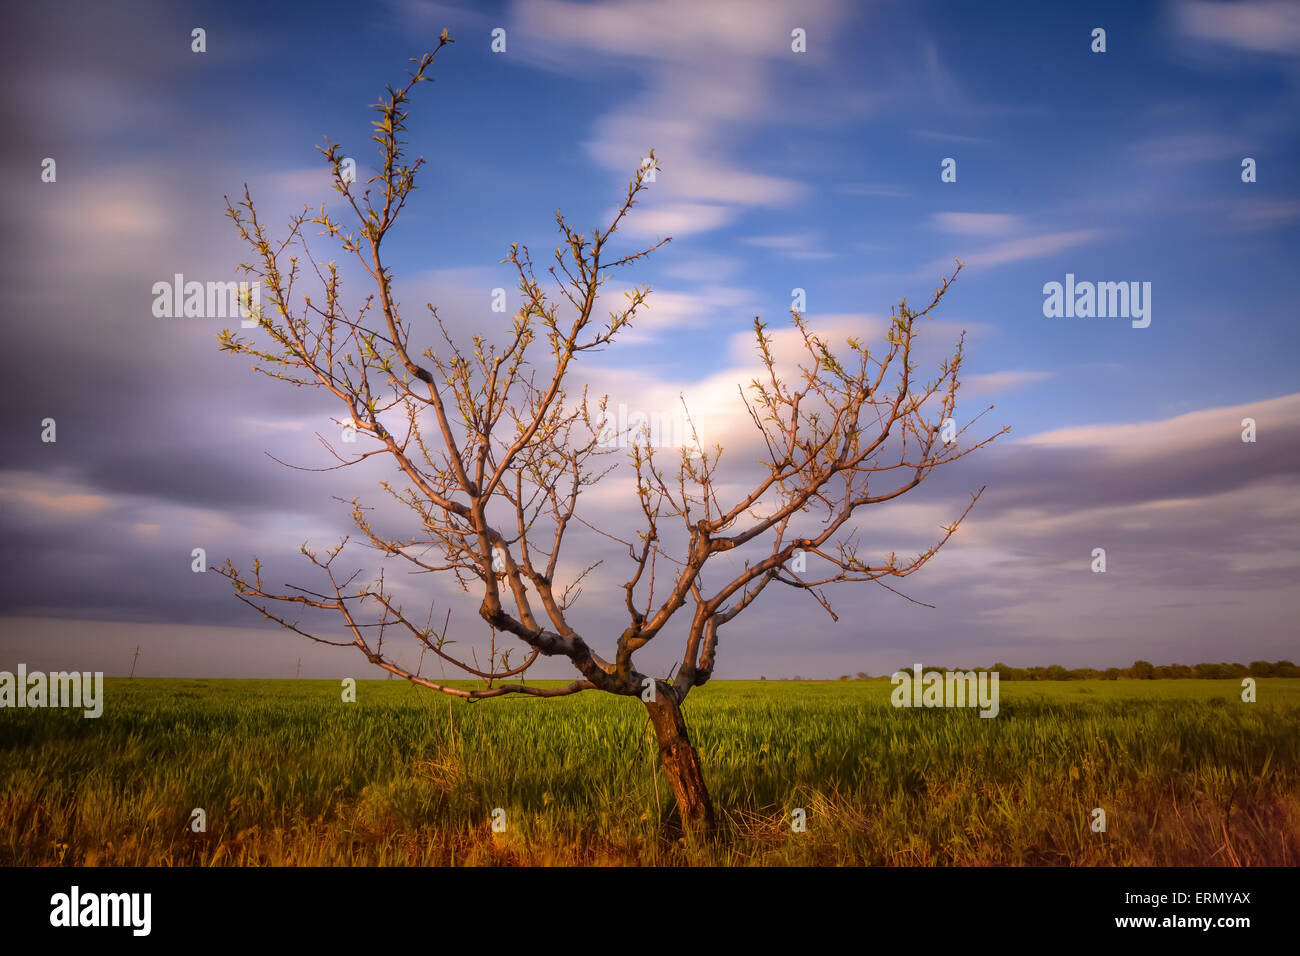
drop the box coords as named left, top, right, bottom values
left=0, top=865, right=1284, bottom=942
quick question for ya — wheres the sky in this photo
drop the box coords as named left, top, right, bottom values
left=1, top=0, right=1297, bottom=680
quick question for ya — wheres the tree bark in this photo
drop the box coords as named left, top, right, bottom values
left=645, top=688, right=715, bottom=834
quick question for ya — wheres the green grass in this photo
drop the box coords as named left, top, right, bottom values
left=2, top=678, right=1297, bottom=865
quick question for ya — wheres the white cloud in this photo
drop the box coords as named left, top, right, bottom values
left=608, top=201, right=736, bottom=238
left=511, top=0, right=848, bottom=232
left=598, top=282, right=760, bottom=342
left=725, top=313, right=887, bottom=365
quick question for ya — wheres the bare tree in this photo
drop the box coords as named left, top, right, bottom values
left=216, top=35, right=1006, bottom=832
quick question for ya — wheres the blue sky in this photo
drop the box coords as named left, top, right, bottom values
left=197, top=0, right=1300, bottom=432
left=1, top=0, right=1297, bottom=679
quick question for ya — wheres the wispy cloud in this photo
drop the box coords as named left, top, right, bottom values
left=741, top=231, right=836, bottom=260
left=1018, top=392, right=1298, bottom=453
left=914, top=229, right=1111, bottom=277
left=0, top=473, right=113, bottom=517
left=964, top=370, right=1052, bottom=396
left=1229, top=198, right=1300, bottom=229
left=839, top=183, right=908, bottom=198
left=1134, top=130, right=1246, bottom=167
left=1175, top=0, right=1300, bottom=55
left=913, top=129, right=992, bottom=144
left=930, top=212, right=1023, bottom=237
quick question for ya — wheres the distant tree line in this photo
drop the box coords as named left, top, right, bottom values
left=798, top=661, right=1300, bottom=682
left=897, top=660, right=1299, bottom=681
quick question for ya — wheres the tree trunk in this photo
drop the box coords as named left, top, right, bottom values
left=645, top=688, right=715, bottom=834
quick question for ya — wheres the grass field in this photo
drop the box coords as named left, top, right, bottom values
left=2, top=678, right=1297, bottom=866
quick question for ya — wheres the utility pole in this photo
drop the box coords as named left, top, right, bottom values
left=296, top=657, right=301, bottom=680
left=129, top=644, right=140, bottom=679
